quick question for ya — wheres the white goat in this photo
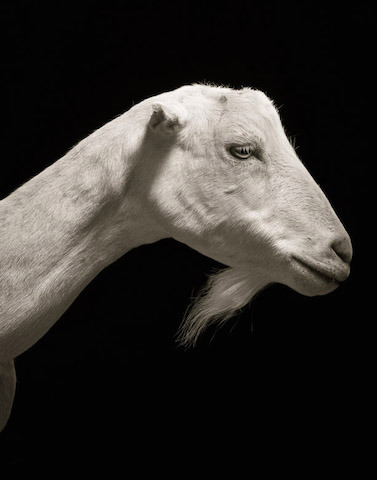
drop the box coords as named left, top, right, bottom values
left=0, top=84, right=352, bottom=430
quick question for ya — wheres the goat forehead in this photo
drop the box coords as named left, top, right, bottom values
left=174, top=84, right=271, bottom=106
left=231, top=90, right=277, bottom=118
left=218, top=97, right=280, bottom=142
left=168, top=85, right=281, bottom=147
left=166, top=84, right=276, bottom=121
left=207, top=87, right=276, bottom=123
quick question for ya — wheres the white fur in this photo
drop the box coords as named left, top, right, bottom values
left=0, top=84, right=352, bottom=430
left=177, top=267, right=269, bottom=347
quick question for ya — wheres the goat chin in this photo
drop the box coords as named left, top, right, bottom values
left=176, top=267, right=269, bottom=348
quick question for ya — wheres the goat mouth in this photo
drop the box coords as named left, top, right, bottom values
left=291, top=256, right=347, bottom=286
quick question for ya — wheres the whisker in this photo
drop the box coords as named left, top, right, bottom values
left=288, top=134, right=300, bottom=151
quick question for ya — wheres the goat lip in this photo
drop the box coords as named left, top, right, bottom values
left=291, top=255, right=349, bottom=284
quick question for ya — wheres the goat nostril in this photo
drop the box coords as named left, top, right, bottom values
left=331, top=236, right=353, bottom=264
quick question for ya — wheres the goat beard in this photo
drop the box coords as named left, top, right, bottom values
left=176, top=267, right=269, bottom=347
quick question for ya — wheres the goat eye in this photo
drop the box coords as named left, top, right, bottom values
left=229, top=145, right=254, bottom=159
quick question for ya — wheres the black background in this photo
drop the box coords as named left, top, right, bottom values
left=0, top=0, right=372, bottom=473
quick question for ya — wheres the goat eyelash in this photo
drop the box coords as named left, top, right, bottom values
left=229, top=145, right=254, bottom=159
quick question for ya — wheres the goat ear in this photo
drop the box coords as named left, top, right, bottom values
left=149, top=102, right=186, bottom=135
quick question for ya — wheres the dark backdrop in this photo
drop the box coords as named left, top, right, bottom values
left=0, top=0, right=372, bottom=473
